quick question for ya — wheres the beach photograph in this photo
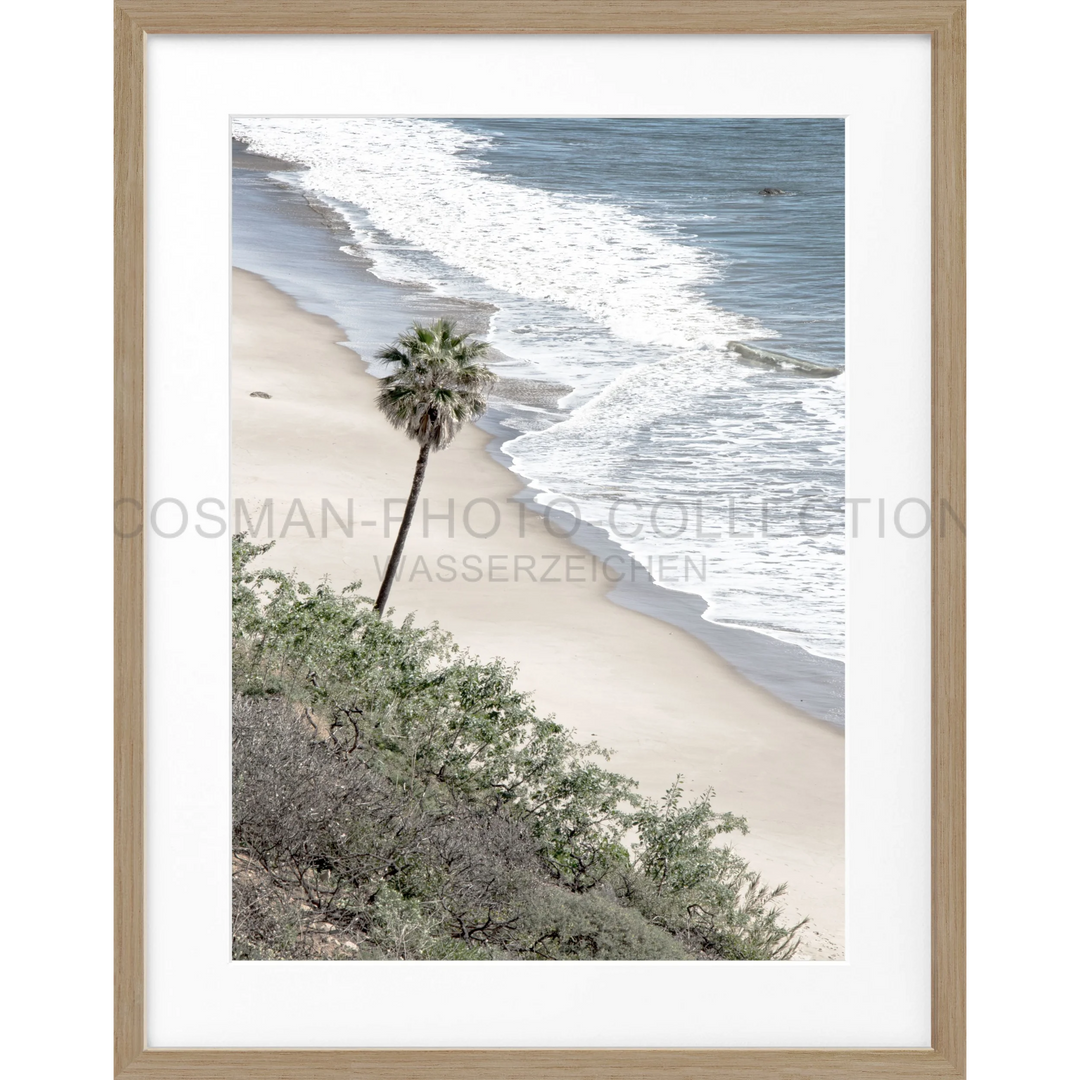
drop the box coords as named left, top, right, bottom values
left=230, top=117, right=846, bottom=962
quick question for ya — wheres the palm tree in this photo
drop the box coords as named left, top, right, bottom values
left=373, top=319, right=496, bottom=615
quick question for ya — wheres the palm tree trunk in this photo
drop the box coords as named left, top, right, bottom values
left=375, top=442, right=431, bottom=615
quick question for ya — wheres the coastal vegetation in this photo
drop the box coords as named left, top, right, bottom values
left=373, top=320, right=495, bottom=614
left=232, top=534, right=805, bottom=961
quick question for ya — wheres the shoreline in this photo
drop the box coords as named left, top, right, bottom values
left=231, top=266, right=845, bottom=958
left=480, top=423, right=846, bottom=725
left=231, top=144, right=845, bottom=724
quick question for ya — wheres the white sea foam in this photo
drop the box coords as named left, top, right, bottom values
left=506, top=353, right=846, bottom=659
left=233, top=118, right=767, bottom=354
left=233, top=117, right=846, bottom=660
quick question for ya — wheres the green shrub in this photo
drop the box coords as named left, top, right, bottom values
left=511, top=885, right=693, bottom=960
left=231, top=535, right=805, bottom=961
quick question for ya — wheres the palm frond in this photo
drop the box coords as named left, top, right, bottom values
left=375, top=320, right=497, bottom=450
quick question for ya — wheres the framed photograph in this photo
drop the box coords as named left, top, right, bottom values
left=116, top=2, right=964, bottom=1076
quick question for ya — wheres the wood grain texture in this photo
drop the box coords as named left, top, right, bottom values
left=114, top=2, right=965, bottom=1076
left=929, top=2, right=966, bottom=1076
left=114, top=3, right=145, bottom=1077
left=115, top=0, right=960, bottom=34
left=119, top=1047, right=963, bottom=1079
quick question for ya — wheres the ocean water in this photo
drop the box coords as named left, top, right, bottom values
left=232, top=117, right=846, bottom=716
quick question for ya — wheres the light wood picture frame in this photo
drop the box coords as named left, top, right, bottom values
left=115, top=2, right=965, bottom=1076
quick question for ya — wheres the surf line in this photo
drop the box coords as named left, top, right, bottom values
left=730, top=341, right=843, bottom=377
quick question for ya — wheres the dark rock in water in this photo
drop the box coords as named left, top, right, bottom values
left=249, top=391, right=271, bottom=399
left=759, top=187, right=786, bottom=196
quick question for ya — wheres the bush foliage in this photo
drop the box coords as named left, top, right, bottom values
left=232, top=535, right=805, bottom=960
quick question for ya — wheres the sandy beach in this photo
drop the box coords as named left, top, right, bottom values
left=231, top=267, right=845, bottom=959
